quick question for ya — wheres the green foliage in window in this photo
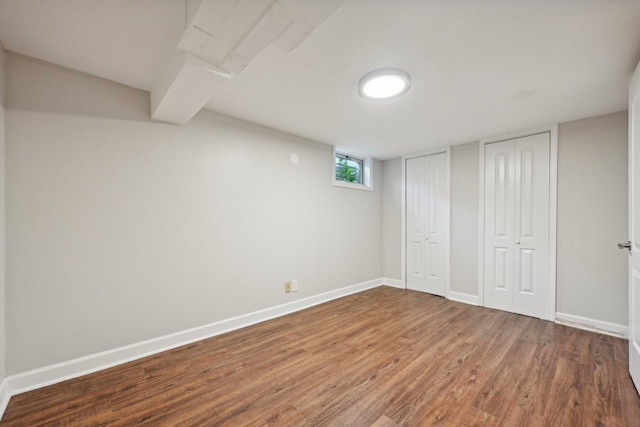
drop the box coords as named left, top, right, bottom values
left=336, top=158, right=361, bottom=183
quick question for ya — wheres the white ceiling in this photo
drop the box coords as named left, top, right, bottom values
left=1, top=0, right=640, bottom=160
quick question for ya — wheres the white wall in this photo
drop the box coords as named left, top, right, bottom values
left=382, top=158, right=401, bottom=279
left=381, top=113, right=629, bottom=327
left=450, top=142, right=479, bottom=297
left=0, top=41, right=7, bottom=382
left=557, top=111, right=628, bottom=325
left=6, top=53, right=382, bottom=374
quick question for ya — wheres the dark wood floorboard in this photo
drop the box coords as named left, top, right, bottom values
left=2, top=286, right=639, bottom=426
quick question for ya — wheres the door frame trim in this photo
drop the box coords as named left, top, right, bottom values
left=478, top=126, right=558, bottom=321
left=401, top=147, right=451, bottom=297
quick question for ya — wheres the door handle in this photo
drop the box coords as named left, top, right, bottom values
left=618, top=241, right=632, bottom=251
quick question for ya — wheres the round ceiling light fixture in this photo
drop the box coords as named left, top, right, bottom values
left=358, top=68, right=411, bottom=100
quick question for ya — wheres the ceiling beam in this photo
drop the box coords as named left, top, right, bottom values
left=150, top=0, right=347, bottom=125
left=150, top=51, right=230, bottom=125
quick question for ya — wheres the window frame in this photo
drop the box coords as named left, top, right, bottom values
left=331, top=146, right=373, bottom=191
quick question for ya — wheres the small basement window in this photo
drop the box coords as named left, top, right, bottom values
left=335, top=153, right=363, bottom=184
left=332, top=147, right=373, bottom=191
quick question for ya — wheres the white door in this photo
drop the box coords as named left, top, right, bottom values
left=484, top=133, right=550, bottom=318
left=627, top=61, right=640, bottom=394
left=406, top=156, right=427, bottom=292
left=406, top=152, right=448, bottom=296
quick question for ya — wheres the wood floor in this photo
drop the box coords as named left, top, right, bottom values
left=2, top=286, right=639, bottom=426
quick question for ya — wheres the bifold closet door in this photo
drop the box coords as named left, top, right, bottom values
left=406, top=152, right=447, bottom=297
left=484, top=133, right=550, bottom=318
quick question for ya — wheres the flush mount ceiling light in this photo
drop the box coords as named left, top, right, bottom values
left=358, top=68, right=411, bottom=100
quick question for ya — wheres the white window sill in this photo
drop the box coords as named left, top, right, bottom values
left=332, top=179, right=373, bottom=191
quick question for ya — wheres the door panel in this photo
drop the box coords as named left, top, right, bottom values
left=494, top=152, right=511, bottom=237
left=427, top=161, right=438, bottom=236
left=519, top=249, right=535, bottom=294
left=406, top=152, right=448, bottom=296
left=494, top=247, right=509, bottom=289
left=427, top=241, right=439, bottom=279
left=484, top=143, right=515, bottom=311
left=519, top=149, right=535, bottom=237
left=514, top=134, right=549, bottom=318
left=406, top=157, right=427, bottom=286
left=484, top=133, right=550, bottom=318
left=628, top=60, right=640, bottom=394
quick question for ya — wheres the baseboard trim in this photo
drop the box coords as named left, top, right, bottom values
left=447, top=291, right=480, bottom=306
left=0, top=380, right=9, bottom=419
left=382, top=278, right=404, bottom=289
left=555, top=312, right=628, bottom=339
left=4, top=278, right=384, bottom=399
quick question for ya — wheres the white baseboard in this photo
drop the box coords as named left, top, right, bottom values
left=382, top=278, right=404, bottom=289
left=447, top=291, right=480, bottom=306
left=555, top=312, right=628, bottom=339
left=0, top=380, right=9, bottom=419
left=4, top=278, right=384, bottom=400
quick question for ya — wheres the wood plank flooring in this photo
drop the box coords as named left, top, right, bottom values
left=2, top=286, right=639, bottom=426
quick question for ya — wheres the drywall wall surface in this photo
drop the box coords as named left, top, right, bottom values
left=382, top=157, right=402, bottom=280
left=557, top=111, right=628, bottom=325
left=0, top=41, right=7, bottom=381
left=6, top=53, right=150, bottom=121
left=6, top=53, right=382, bottom=374
left=450, top=142, right=479, bottom=296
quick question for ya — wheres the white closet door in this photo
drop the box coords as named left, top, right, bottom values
left=513, top=134, right=550, bottom=317
left=406, top=156, right=428, bottom=291
left=424, top=153, right=448, bottom=295
left=406, top=152, right=448, bottom=296
left=484, top=142, right=516, bottom=311
left=483, top=133, right=550, bottom=318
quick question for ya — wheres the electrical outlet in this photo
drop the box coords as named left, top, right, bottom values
left=285, top=282, right=292, bottom=293
left=291, top=279, right=298, bottom=292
